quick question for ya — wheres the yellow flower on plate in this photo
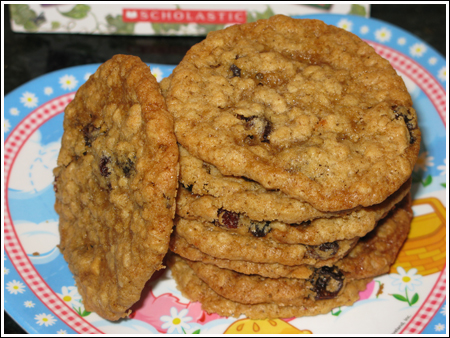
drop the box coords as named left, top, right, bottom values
left=6, top=280, right=26, bottom=295
left=410, top=43, right=427, bottom=57
left=59, top=74, right=78, bottom=90
left=57, top=286, right=82, bottom=308
left=35, top=313, right=57, bottom=327
left=44, top=86, right=53, bottom=95
left=337, top=18, right=352, bottom=31
left=414, top=152, right=434, bottom=172
left=390, top=267, right=422, bottom=292
left=160, top=307, right=193, bottom=334
left=375, top=27, right=392, bottom=42
left=152, top=67, right=163, bottom=82
left=434, top=323, right=445, bottom=332
left=20, top=91, right=38, bottom=108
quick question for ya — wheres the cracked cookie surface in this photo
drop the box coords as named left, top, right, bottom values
left=335, top=194, right=412, bottom=279
left=173, top=217, right=358, bottom=266
left=168, top=254, right=371, bottom=319
left=171, top=194, right=411, bottom=280
left=176, top=178, right=410, bottom=245
left=165, top=15, right=420, bottom=211
left=176, top=145, right=349, bottom=224
left=184, top=258, right=345, bottom=305
left=54, top=55, right=179, bottom=320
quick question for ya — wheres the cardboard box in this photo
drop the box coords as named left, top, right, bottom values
left=10, top=4, right=370, bottom=35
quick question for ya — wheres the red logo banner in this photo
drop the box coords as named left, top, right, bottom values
left=123, top=9, right=247, bottom=24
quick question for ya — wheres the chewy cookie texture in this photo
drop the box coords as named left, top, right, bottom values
left=164, top=15, right=420, bottom=212
left=168, top=254, right=372, bottom=320
left=169, top=194, right=413, bottom=319
left=54, top=15, right=420, bottom=323
left=54, top=55, right=179, bottom=320
left=170, top=194, right=413, bottom=281
left=164, top=15, right=419, bottom=320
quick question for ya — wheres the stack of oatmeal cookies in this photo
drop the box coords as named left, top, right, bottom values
left=161, top=15, right=420, bottom=319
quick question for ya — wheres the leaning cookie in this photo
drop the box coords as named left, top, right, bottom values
left=54, top=55, right=179, bottom=320
left=166, top=15, right=420, bottom=211
left=173, top=217, right=358, bottom=266
left=168, top=254, right=371, bottom=319
left=176, top=178, right=411, bottom=245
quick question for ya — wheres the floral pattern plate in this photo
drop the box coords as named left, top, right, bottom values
left=4, top=14, right=446, bottom=334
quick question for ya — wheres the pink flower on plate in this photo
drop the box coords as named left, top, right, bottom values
left=130, top=284, right=222, bottom=333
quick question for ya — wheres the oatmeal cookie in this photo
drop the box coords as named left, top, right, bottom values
left=54, top=55, right=179, bottom=320
left=166, top=15, right=420, bottom=211
left=174, top=218, right=358, bottom=266
left=171, top=194, right=412, bottom=280
left=170, top=234, right=314, bottom=279
left=168, top=254, right=371, bottom=319
left=336, top=194, right=412, bottom=279
left=177, top=146, right=348, bottom=224
left=176, top=178, right=410, bottom=245
left=185, top=258, right=346, bottom=305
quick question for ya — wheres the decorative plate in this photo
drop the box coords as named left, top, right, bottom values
left=4, top=14, right=446, bottom=334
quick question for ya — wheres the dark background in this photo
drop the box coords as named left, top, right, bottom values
left=3, top=4, right=446, bottom=334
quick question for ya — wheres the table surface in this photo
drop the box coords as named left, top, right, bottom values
left=3, top=4, right=446, bottom=334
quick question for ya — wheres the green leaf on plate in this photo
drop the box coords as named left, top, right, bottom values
left=410, top=293, right=419, bottom=306
left=423, top=175, right=432, bottom=187
left=441, top=183, right=446, bottom=188
left=192, top=329, right=201, bottom=334
left=392, top=294, right=408, bottom=302
left=59, top=5, right=91, bottom=19
left=331, top=307, right=342, bottom=316
left=73, top=306, right=82, bottom=316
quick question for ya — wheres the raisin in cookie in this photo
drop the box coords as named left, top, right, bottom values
left=176, top=178, right=410, bottom=245
left=184, top=258, right=346, bottom=305
left=173, top=218, right=358, bottom=266
left=171, top=194, right=411, bottom=280
left=177, top=146, right=349, bottom=224
left=54, top=55, right=179, bottom=320
left=165, top=15, right=420, bottom=211
left=168, top=254, right=371, bottom=319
